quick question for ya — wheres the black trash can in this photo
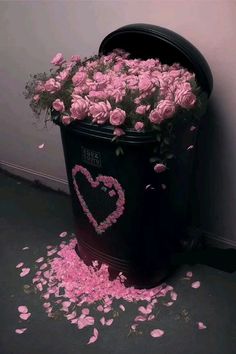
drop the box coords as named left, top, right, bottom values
left=52, top=24, right=213, bottom=288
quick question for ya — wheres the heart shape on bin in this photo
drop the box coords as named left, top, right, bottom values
left=72, top=165, right=125, bottom=234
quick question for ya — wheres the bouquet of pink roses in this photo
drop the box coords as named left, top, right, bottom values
left=24, top=48, right=206, bottom=131
left=24, top=49, right=207, bottom=168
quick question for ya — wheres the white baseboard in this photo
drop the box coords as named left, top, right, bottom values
left=0, top=159, right=69, bottom=194
left=1, top=159, right=236, bottom=249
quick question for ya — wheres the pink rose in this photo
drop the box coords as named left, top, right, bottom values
left=44, top=78, right=61, bottom=93
left=62, top=115, right=73, bottom=125
left=114, top=128, right=125, bottom=136
left=88, top=91, right=107, bottom=100
left=70, top=97, right=89, bottom=120
left=51, top=53, right=65, bottom=66
left=134, top=122, right=144, bottom=131
left=70, top=55, right=81, bottom=63
left=35, top=81, right=45, bottom=93
left=154, top=163, right=166, bottom=173
left=149, top=109, right=163, bottom=125
left=135, top=105, right=151, bottom=115
left=72, top=72, right=87, bottom=86
left=109, top=108, right=126, bottom=126
left=56, top=69, right=70, bottom=82
left=126, top=75, right=139, bottom=90
left=89, top=101, right=111, bottom=124
left=33, top=94, right=40, bottom=103
left=52, top=99, right=65, bottom=112
left=149, top=100, right=176, bottom=124
left=175, top=83, right=196, bottom=108
left=138, top=75, right=153, bottom=92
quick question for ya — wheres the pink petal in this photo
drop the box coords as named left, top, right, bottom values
left=15, top=328, right=27, bottom=334
left=22, top=247, right=29, bottom=250
left=198, top=322, right=207, bottom=330
left=190, top=125, right=196, bottom=131
left=38, top=143, right=44, bottom=149
left=62, top=301, right=71, bottom=308
left=20, top=268, right=30, bottom=277
left=35, top=257, right=44, bottom=263
left=97, top=305, right=104, bottom=312
left=148, top=314, right=155, bottom=321
left=150, top=329, right=164, bottom=338
left=84, top=316, right=94, bottom=326
left=187, top=145, right=194, bottom=150
left=131, top=324, right=138, bottom=330
left=100, top=317, right=106, bottom=325
left=163, top=302, right=174, bottom=307
left=82, top=308, right=89, bottom=315
left=192, top=281, right=201, bottom=289
left=87, top=328, right=98, bottom=344
left=103, top=306, right=111, bottom=313
left=18, top=306, right=28, bottom=314
left=20, top=313, right=31, bottom=320
left=119, top=304, right=125, bottom=311
left=36, top=283, right=43, bottom=291
left=106, top=319, right=113, bottom=326
left=170, top=291, right=177, bottom=301
left=138, top=306, right=152, bottom=315
left=43, top=302, right=51, bottom=309
left=134, top=315, right=147, bottom=322
left=16, top=262, right=24, bottom=268
left=186, top=271, right=193, bottom=278
left=59, top=231, right=67, bottom=238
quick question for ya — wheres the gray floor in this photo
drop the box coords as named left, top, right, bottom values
left=0, top=170, right=236, bottom=354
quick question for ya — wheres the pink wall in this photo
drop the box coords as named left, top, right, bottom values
left=0, top=0, right=236, bottom=247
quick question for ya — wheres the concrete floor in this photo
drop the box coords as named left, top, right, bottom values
left=0, top=170, right=236, bottom=354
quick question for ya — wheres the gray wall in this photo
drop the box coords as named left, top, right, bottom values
left=1, top=0, right=236, bottom=248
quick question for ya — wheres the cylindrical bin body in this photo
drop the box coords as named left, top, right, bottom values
left=58, top=117, right=200, bottom=288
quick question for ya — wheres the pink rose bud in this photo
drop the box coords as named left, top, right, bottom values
left=51, top=53, right=65, bottom=66
left=62, top=115, right=72, bottom=125
left=134, top=122, right=144, bottom=131
left=52, top=99, right=65, bottom=112
left=154, top=163, right=166, bottom=173
left=113, top=128, right=125, bottom=137
left=33, top=94, right=40, bottom=103
left=109, top=108, right=126, bottom=126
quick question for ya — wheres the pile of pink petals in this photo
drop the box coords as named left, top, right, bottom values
left=16, top=233, right=206, bottom=343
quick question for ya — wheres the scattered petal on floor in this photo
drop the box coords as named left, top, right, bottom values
left=100, top=317, right=106, bottom=325
left=190, top=126, right=196, bottom=131
left=22, top=247, right=29, bottom=250
left=138, top=306, right=152, bottom=315
left=119, top=304, right=125, bottom=311
left=170, top=291, right=177, bottom=301
left=187, top=145, right=194, bottom=150
left=163, top=302, right=174, bottom=307
left=18, top=306, right=28, bottom=314
left=192, top=281, right=201, bottom=289
left=150, top=329, right=164, bottom=338
left=131, top=324, right=138, bottom=330
left=148, top=314, right=155, bottom=321
left=82, top=308, right=90, bottom=315
left=161, top=184, right=167, bottom=190
left=198, top=322, right=207, bottom=330
left=186, top=271, right=193, bottom=278
left=87, top=328, right=98, bottom=344
left=134, top=315, right=147, bottom=322
left=20, top=268, right=30, bottom=277
left=20, top=313, right=31, bottom=320
left=16, top=262, right=24, bottom=269
left=59, top=231, right=67, bottom=238
left=15, top=328, right=27, bottom=334
left=38, top=143, right=44, bottom=149
left=35, top=257, right=44, bottom=263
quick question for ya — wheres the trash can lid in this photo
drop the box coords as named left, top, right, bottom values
left=99, top=23, right=213, bottom=97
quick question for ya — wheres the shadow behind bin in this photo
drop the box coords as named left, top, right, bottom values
left=54, top=24, right=213, bottom=288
